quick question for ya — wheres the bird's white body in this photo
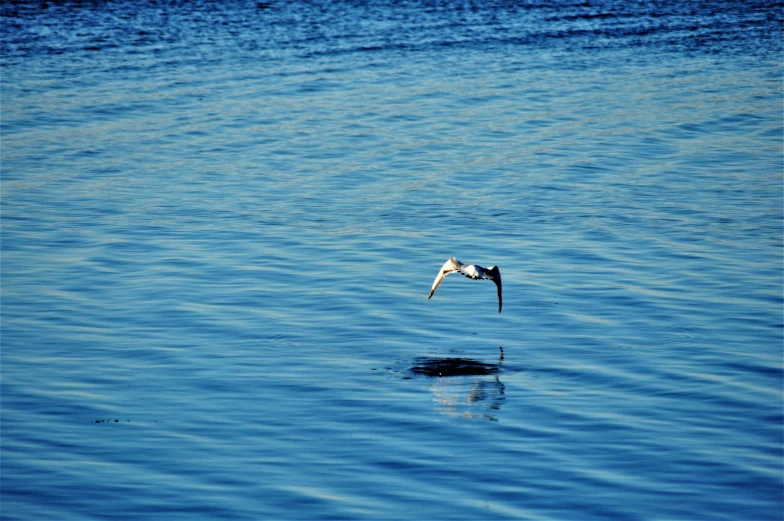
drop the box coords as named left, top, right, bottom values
left=460, top=264, right=483, bottom=279
left=428, top=257, right=502, bottom=312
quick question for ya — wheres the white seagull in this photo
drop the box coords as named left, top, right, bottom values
left=428, top=257, right=502, bottom=313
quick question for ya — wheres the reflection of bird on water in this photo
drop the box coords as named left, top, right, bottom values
left=428, top=257, right=502, bottom=312
left=430, top=371, right=505, bottom=421
left=411, top=347, right=506, bottom=421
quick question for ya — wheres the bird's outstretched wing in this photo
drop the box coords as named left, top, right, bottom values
left=486, top=266, right=502, bottom=313
left=428, top=257, right=461, bottom=300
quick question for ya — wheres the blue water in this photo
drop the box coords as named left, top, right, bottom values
left=2, top=1, right=782, bottom=520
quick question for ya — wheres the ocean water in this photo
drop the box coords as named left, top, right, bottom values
left=2, top=1, right=782, bottom=520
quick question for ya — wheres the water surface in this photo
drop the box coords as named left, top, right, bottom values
left=2, top=1, right=782, bottom=520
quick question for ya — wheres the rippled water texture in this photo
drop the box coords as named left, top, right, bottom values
left=2, top=1, right=783, bottom=520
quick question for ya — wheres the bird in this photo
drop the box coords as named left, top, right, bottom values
left=428, top=257, right=502, bottom=313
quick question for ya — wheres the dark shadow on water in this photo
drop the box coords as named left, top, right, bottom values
left=408, top=346, right=506, bottom=378
left=410, top=357, right=500, bottom=377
